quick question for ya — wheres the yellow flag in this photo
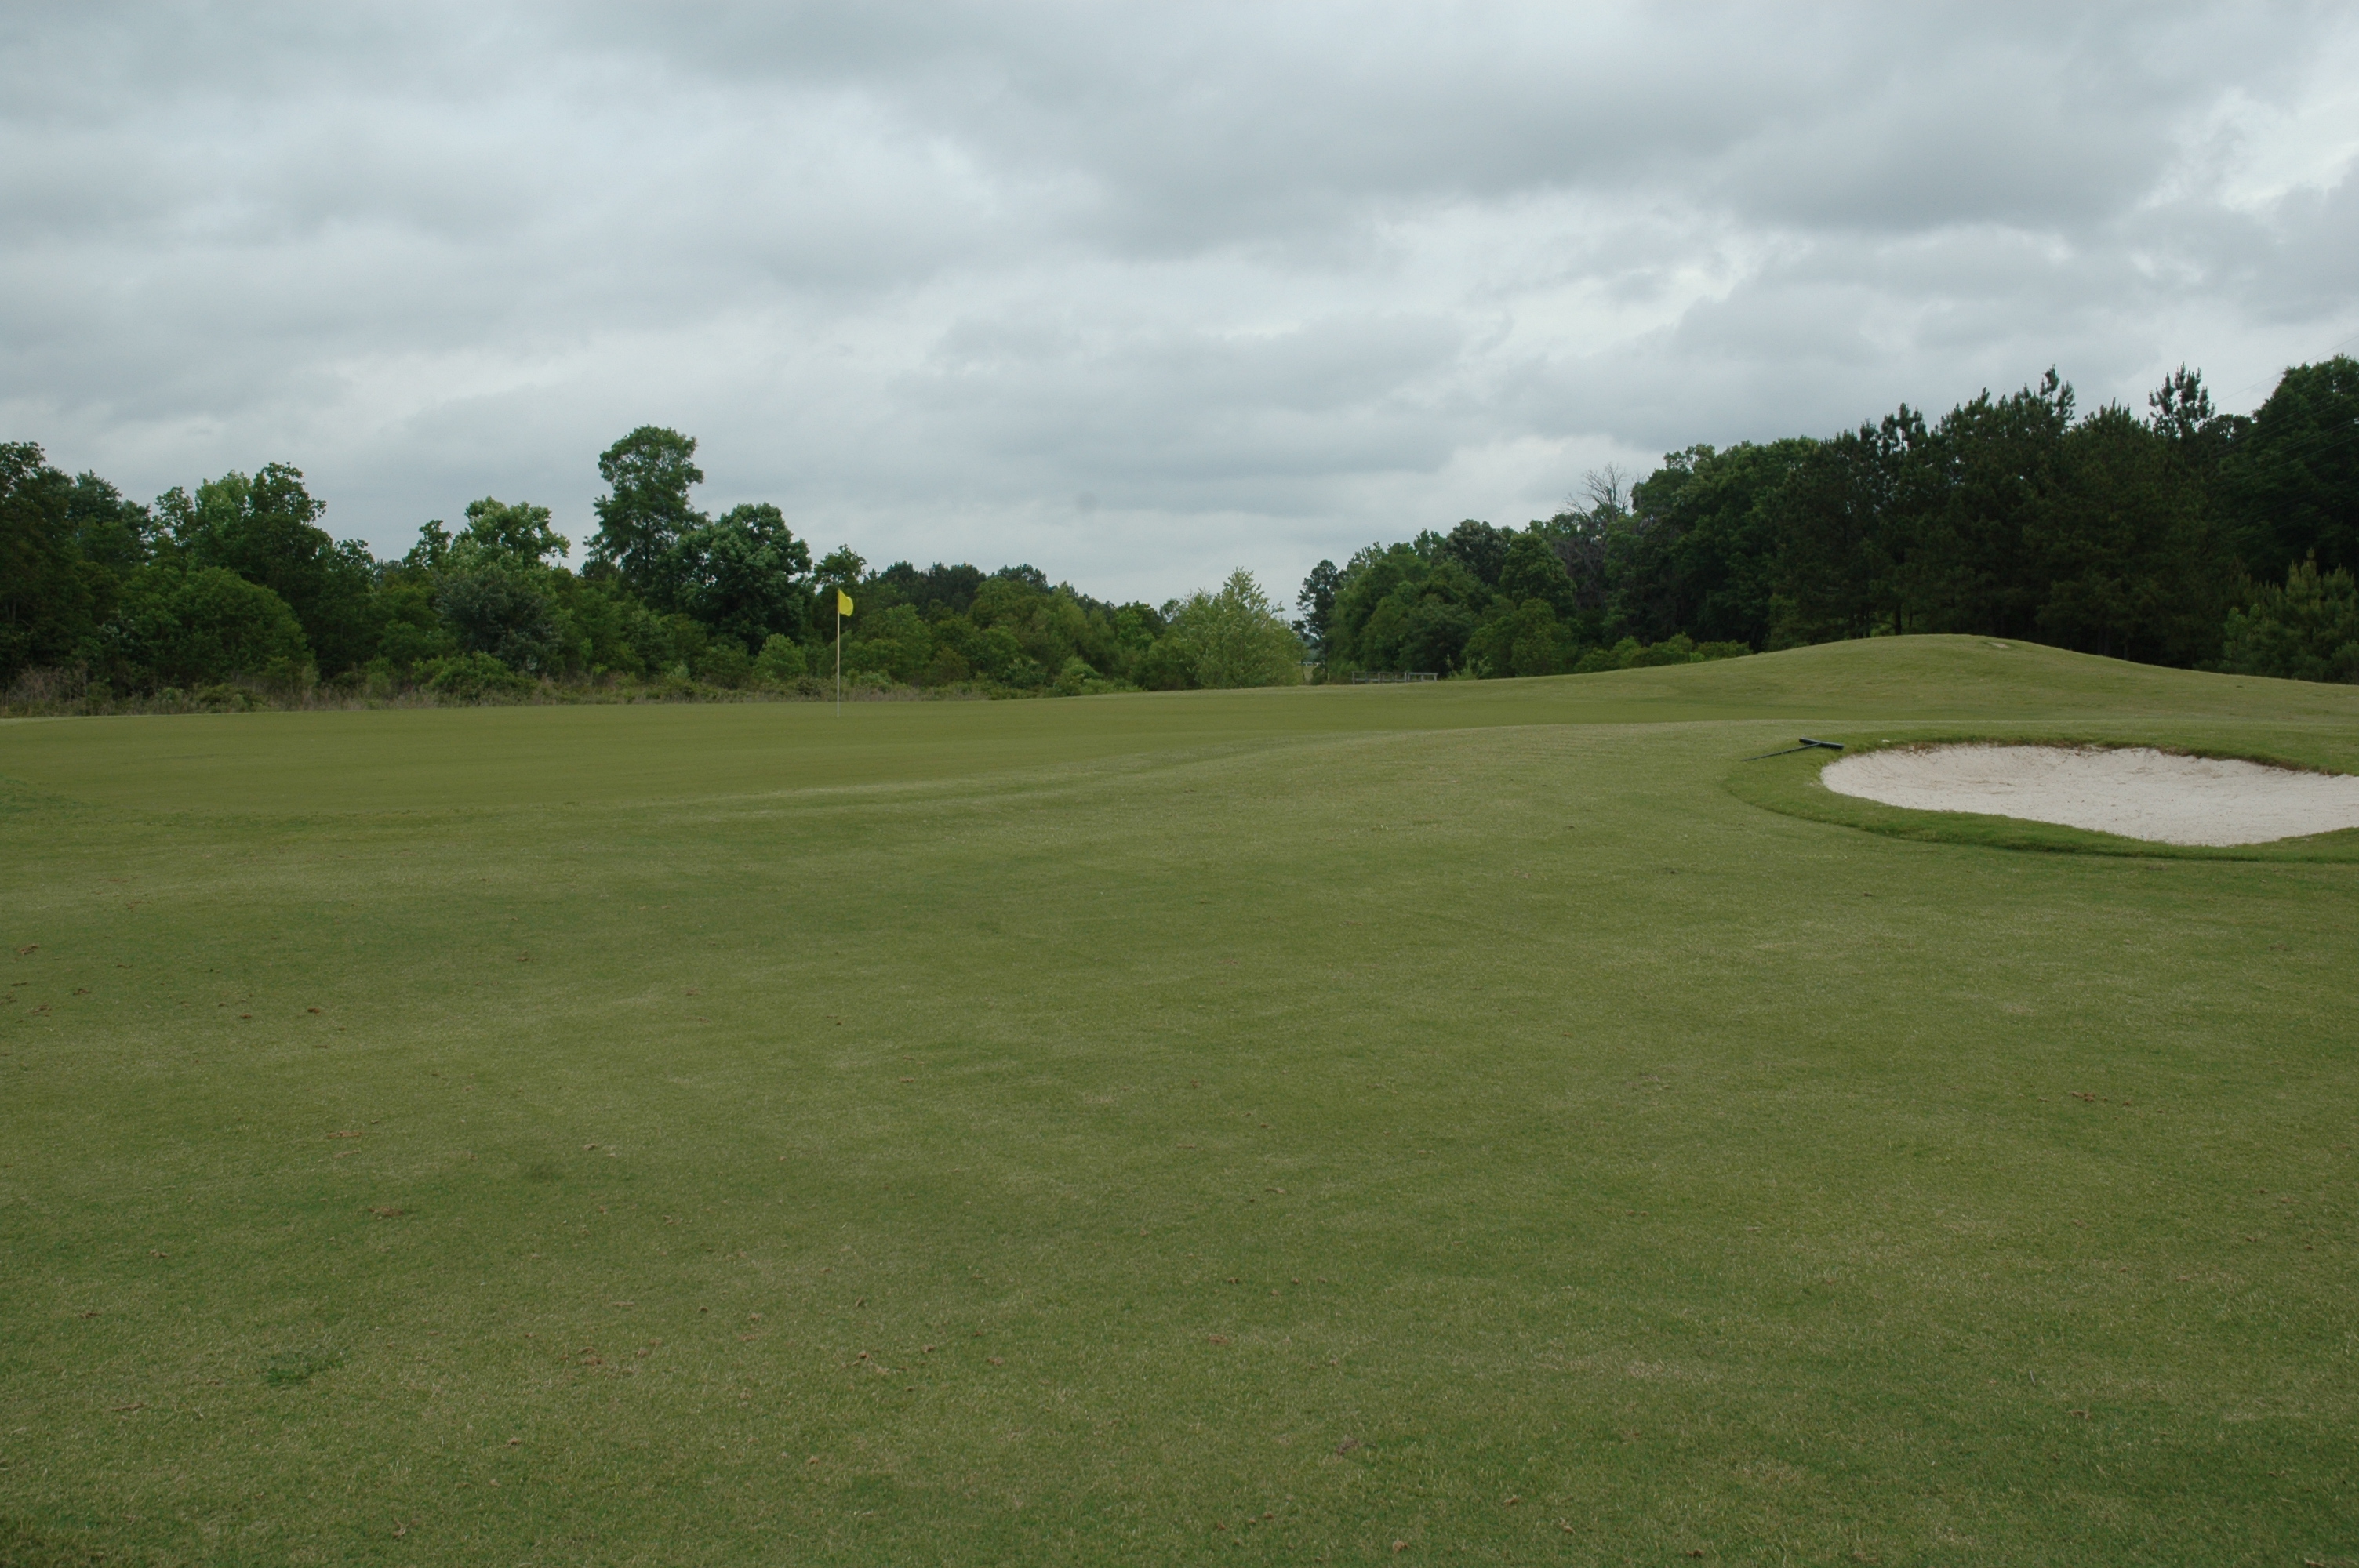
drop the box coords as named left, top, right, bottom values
left=836, top=589, right=853, bottom=616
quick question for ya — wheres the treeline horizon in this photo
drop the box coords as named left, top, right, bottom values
left=0, top=426, right=1306, bottom=712
left=1298, top=356, right=2359, bottom=685
left=5, top=354, right=2357, bottom=715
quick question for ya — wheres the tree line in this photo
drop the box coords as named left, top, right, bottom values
left=9, top=356, right=2356, bottom=711
left=1297, top=358, right=2359, bottom=684
left=0, top=426, right=1305, bottom=710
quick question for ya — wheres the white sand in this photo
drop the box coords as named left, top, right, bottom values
left=1819, top=745, right=2359, bottom=846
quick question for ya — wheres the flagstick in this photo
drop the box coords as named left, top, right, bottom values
left=834, top=601, right=842, bottom=716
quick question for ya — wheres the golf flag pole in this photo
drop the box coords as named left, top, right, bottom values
left=835, top=587, right=852, bottom=714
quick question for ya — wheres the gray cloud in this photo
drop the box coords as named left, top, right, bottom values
left=4, top=2, right=2356, bottom=600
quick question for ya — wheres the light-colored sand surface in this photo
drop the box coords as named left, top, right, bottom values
left=1820, top=745, right=2359, bottom=845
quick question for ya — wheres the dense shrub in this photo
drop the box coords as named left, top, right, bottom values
left=2216, top=558, right=2359, bottom=684
left=754, top=634, right=808, bottom=684
left=106, top=564, right=312, bottom=688
left=419, top=652, right=534, bottom=700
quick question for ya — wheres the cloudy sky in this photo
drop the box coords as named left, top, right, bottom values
left=5, top=3, right=2358, bottom=601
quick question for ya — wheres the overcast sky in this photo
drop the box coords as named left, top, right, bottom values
left=6, top=3, right=2357, bottom=601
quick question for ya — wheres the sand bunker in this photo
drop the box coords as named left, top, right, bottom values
left=1819, top=745, right=2359, bottom=846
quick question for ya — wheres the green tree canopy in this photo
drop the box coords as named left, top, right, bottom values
left=434, top=569, right=571, bottom=674
left=668, top=503, right=814, bottom=649
left=588, top=426, right=706, bottom=600
left=1438, top=520, right=1510, bottom=586
left=160, top=464, right=376, bottom=674
left=2216, top=556, right=2359, bottom=684
left=455, top=496, right=569, bottom=568
left=1497, top=530, right=1576, bottom=615
left=1293, top=559, right=1339, bottom=658
left=2220, top=356, right=2359, bottom=579
left=107, top=564, right=310, bottom=688
left=0, top=443, right=96, bottom=682
left=1167, top=569, right=1304, bottom=688
left=1326, top=543, right=1488, bottom=673
left=1618, top=441, right=1809, bottom=648
left=2029, top=402, right=2227, bottom=666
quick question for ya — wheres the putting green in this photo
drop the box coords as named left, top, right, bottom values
left=2, top=637, right=2354, bottom=1566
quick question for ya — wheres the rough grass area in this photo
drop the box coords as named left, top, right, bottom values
left=2, top=637, right=2354, bottom=1566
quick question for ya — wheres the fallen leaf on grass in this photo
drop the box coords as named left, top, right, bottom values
left=1206, top=1335, right=1230, bottom=1345
left=1335, top=1436, right=1360, bottom=1454
left=14, top=946, right=35, bottom=956
left=109, top=1402, right=144, bottom=1413
left=327, top=1131, right=361, bottom=1139
left=369, top=1207, right=405, bottom=1219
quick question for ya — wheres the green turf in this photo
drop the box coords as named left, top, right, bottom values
left=2, top=636, right=2354, bottom=1566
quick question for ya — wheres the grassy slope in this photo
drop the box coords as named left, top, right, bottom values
left=1, top=636, right=2354, bottom=1566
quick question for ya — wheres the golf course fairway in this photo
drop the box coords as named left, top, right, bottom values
left=2, top=635, right=2354, bottom=1566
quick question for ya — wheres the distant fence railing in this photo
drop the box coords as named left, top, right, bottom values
left=1347, top=671, right=1439, bottom=684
